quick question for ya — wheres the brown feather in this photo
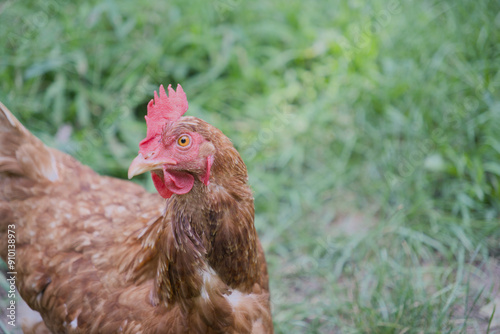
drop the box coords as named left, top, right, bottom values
left=0, top=104, right=273, bottom=333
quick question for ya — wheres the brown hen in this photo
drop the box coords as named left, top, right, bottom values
left=0, top=84, right=273, bottom=333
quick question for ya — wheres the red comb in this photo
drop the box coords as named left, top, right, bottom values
left=139, top=84, right=188, bottom=153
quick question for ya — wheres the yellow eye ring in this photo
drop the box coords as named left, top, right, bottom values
left=177, top=135, right=191, bottom=147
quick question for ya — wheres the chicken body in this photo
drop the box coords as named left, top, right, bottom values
left=0, top=101, right=273, bottom=333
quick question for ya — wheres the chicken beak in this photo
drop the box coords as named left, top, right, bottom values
left=128, top=153, right=177, bottom=179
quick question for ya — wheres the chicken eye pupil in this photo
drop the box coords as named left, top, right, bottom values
left=181, top=138, right=186, bottom=144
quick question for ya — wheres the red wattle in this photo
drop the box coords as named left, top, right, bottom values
left=163, top=170, right=195, bottom=195
left=151, top=170, right=195, bottom=198
left=151, top=172, right=173, bottom=199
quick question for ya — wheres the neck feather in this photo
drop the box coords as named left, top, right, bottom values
left=154, top=157, right=259, bottom=305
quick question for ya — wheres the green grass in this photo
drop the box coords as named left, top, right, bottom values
left=1, top=0, right=500, bottom=332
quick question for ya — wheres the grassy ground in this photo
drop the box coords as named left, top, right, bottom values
left=1, top=0, right=500, bottom=332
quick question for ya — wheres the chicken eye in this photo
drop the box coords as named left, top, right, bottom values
left=177, top=135, right=191, bottom=147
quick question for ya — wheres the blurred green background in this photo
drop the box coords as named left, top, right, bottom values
left=1, top=0, right=500, bottom=332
